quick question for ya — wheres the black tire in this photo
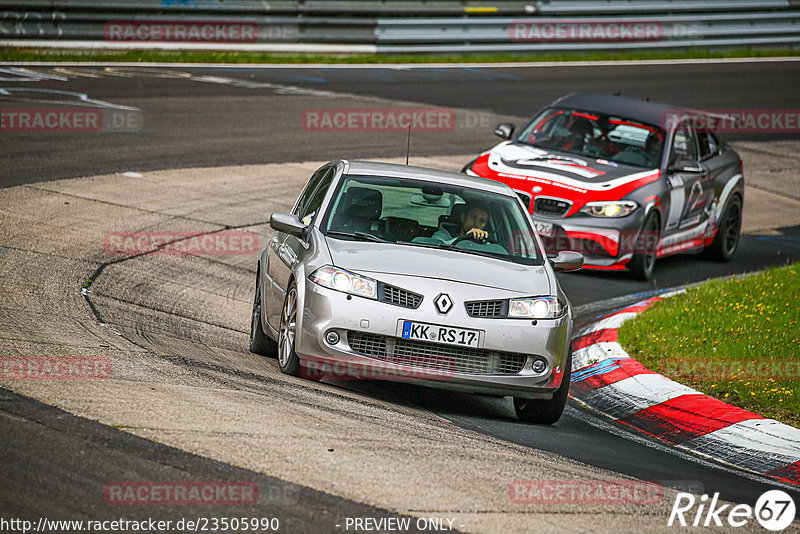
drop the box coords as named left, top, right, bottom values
left=627, top=211, right=660, bottom=281
left=249, top=272, right=278, bottom=357
left=702, top=195, right=742, bottom=262
left=514, top=353, right=571, bottom=425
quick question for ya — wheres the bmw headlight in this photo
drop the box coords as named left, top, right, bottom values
left=309, top=266, right=377, bottom=299
left=580, top=200, right=637, bottom=218
left=509, top=296, right=565, bottom=319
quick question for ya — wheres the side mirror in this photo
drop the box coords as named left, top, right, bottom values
left=550, top=250, right=584, bottom=272
left=669, top=157, right=706, bottom=174
left=493, top=122, right=516, bottom=140
left=270, top=212, right=307, bottom=238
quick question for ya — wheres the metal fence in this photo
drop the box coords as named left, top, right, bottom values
left=1, top=1, right=798, bottom=53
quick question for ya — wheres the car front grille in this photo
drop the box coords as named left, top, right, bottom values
left=380, top=284, right=423, bottom=309
left=465, top=300, right=506, bottom=318
left=346, top=331, right=526, bottom=375
left=534, top=197, right=571, bottom=217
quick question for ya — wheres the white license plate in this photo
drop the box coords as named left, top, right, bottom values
left=535, top=221, right=554, bottom=237
left=400, top=320, right=480, bottom=348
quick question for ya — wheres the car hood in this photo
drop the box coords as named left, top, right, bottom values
left=471, top=142, right=661, bottom=212
left=324, top=238, right=551, bottom=294
left=486, top=141, right=652, bottom=183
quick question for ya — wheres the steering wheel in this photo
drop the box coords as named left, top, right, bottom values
left=451, top=233, right=485, bottom=247
left=451, top=228, right=500, bottom=247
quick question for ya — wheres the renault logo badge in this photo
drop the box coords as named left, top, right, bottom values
left=435, top=293, right=453, bottom=314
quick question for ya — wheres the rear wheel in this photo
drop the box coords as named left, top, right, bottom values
left=703, top=195, right=742, bottom=262
left=249, top=272, right=277, bottom=356
left=627, top=211, right=659, bottom=281
left=514, top=354, right=571, bottom=425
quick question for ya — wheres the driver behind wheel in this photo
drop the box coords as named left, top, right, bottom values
left=432, top=202, right=490, bottom=243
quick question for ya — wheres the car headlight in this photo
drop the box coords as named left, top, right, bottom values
left=580, top=200, right=637, bottom=218
left=508, top=296, right=565, bottom=319
left=309, top=266, right=377, bottom=299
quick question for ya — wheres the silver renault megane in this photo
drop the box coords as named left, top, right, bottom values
left=250, top=160, right=583, bottom=424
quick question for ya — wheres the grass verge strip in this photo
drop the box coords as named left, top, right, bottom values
left=618, top=262, right=800, bottom=428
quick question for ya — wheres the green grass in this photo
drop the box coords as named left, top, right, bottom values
left=2, top=46, right=800, bottom=64
left=618, top=263, right=800, bottom=428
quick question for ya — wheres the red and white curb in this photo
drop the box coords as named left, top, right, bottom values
left=569, top=295, right=800, bottom=486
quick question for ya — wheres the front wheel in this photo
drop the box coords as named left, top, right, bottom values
left=514, top=354, right=571, bottom=425
left=277, top=282, right=322, bottom=381
left=627, top=212, right=659, bottom=281
left=278, top=283, right=302, bottom=376
left=703, top=195, right=742, bottom=262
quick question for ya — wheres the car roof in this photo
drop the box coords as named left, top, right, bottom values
left=342, top=160, right=517, bottom=196
left=551, top=93, right=699, bottom=129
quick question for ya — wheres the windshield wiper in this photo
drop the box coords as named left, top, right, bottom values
left=326, top=230, right=394, bottom=243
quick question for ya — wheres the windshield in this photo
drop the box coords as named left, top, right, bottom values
left=516, top=107, right=665, bottom=168
left=320, top=174, right=544, bottom=265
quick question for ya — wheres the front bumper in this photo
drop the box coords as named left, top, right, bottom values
left=296, top=278, right=572, bottom=399
left=535, top=213, right=646, bottom=270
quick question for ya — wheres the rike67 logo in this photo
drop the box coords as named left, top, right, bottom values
left=669, top=490, right=796, bottom=531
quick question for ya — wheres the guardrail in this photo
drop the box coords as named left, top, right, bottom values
left=375, top=11, right=800, bottom=53
left=0, top=0, right=794, bottom=16
left=1, top=1, right=798, bottom=54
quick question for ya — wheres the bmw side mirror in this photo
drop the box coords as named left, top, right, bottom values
left=270, top=212, right=307, bottom=238
left=669, top=157, right=706, bottom=175
left=494, top=122, right=516, bottom=140
left=550, top=251, right=584, bottom=272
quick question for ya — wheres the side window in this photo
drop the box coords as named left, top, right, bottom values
left=671, top=123, right=699, bottom=161
left=293, top=166, right=330, bottom=218
left=298, top=168, right=335, bottom=225
left=697, top=132, right=719, bottom=160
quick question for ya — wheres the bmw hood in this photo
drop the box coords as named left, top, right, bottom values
left=324, top=238, right=551, bottom=295
left=471, top=142, right=660, bottom=213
